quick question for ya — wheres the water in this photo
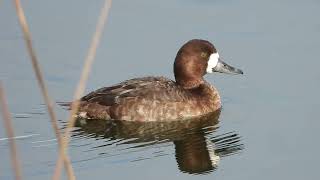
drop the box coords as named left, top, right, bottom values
left=1, top=0, right=320, bottom=179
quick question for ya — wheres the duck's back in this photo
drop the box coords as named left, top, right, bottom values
left=78, top=76, right=220, bottom=121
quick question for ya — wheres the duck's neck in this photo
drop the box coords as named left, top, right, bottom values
left=175, top=77, right=205, bottom=89
left=173, top=53, right=206, bottom=89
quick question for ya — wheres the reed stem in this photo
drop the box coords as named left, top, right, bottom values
left=0, top=82, right=22, bottom=180
left=12, top=0, right=75, bottom=179
left=53, top=0, right=113, bottom=179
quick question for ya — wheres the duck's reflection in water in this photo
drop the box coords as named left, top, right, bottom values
left=72, top=110, right=244, bottom=174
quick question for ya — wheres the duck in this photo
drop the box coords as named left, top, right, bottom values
left=76, top=39, right=243, bottom=121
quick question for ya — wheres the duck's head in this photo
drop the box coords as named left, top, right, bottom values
left=174, top=39, right=243, bottom=89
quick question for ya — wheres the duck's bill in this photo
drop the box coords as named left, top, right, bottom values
left=213, top=59, right=243, bottom=75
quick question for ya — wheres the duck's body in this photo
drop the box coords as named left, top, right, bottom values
left=78, top=76, right=220, bottom=121
left=76, top=39, right=243, bottom=121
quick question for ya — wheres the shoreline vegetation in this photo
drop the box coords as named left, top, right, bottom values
left=0, top=0, right=113, bottom=179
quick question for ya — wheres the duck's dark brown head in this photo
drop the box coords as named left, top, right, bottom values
left=174, top=39, right=243, bottom=89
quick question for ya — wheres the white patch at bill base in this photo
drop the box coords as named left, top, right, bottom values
left=206, top=53, right=219, bottom=73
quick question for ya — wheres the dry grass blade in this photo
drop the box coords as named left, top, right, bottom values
left=12, top=0, right=75, bottom=179
left=0, top=82, right=22, bottom=180
left=53, top=0, right=113, bottom=178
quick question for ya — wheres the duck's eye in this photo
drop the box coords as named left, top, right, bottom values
left=200, top=52, right=208, bottom=58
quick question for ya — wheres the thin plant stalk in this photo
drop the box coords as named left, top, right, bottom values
left=12, top=0, right=75, bottom=179
left=0, top=82, right=22, bottom=180
left=53, top=0, right=112, bottom=178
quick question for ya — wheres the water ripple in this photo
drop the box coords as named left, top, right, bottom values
left=68, top=110, right=244, bottom=175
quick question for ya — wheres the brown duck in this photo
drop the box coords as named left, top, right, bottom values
left=76, top=39, right=243, bottom=121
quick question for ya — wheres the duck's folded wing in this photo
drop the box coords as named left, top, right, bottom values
left=80, top=77, right=188, bottom=107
